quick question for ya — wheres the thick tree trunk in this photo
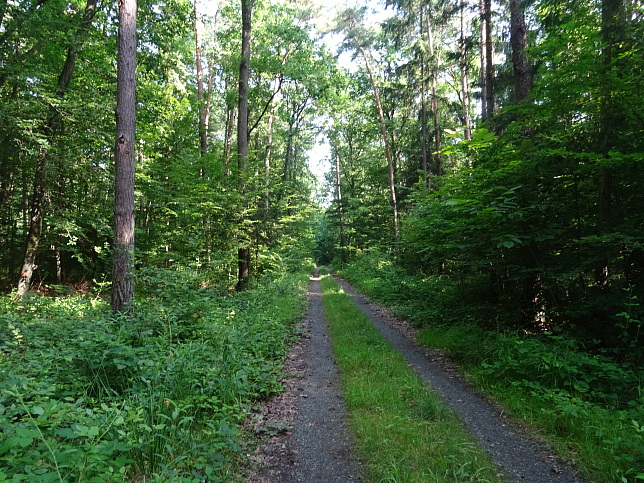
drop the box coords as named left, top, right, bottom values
left=236, top=0, right=252, bottom=290
left=510, top=0, right=530, bottom=103
left=112, top=0, right=137, bottom=312
left=17, top=0, right=98, bottom=298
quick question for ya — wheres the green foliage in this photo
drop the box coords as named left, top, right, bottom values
left=0, top=265, right=310, bottom=480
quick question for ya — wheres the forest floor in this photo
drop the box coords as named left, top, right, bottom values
left=245, top=269, right=584, bottom=483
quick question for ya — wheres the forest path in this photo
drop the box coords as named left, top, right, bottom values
left=246, top=268, right=361, bottom=482
left=331, top=272, right=583, bottom=483
left=247, top=269, right=583, bottom=482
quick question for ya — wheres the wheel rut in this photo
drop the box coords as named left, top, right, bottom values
left=246, top=268, right=360, bottom=482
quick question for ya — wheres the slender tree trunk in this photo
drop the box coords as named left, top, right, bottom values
left=264, top=110, right=274, bottom=213
left=596, top=0, right=625, bottom=286
left=194, top=0, right=207, bottom=157
left=419, top=6, right=429, bottom=187
left=261, top=47, right=291, bottom=215
left=334, top=151, right=346, bottom=262
left=17, top=0, right=98, bottom=298
left=205, top=54, right=214, bottom=145
left=479, top=0, right=491, bottom=120
left=236, top=0, right=252, bottom=290
left=484, top=0, right=494, bottom=118
left=425, top=14, right=442, bottom=178
left=510, top=0, right=530, bottom=103
left=420, top=71, right=429, bottom=186
left=355, top=42, right=399, bottom=248
left=224, top=107, right=236, bottom=175
left=112, top=0, right=137, bottom=312
left=17, top=152, right=46, bottom=297
left=460, top=0, right=472, bottom=140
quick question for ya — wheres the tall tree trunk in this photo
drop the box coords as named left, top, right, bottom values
left=224, top=106, right=236, bottom=175
left=17, top=0, right=98, bottom=298
left=425, top=14, right=442, bottom=178
left=194, top=0, right=207, bottom=157
left=510, top=0, right=530, bottom=103
left=334, top=151, right=346, bottom=262
left=484, top=0, right=494, bottom=118
left=596, top=0, right=625, bottom=286
left=112, top=0, right=137, bottom=312
left=355, top=42, right=399, bottom=249
left=460, top=0, right=472, bottom=140
left=236, top=0, right=252, bottom=290
left=259, top=47, right=291, bottom=216
left=419, top=5, right=429, bottom=188
left=479, top=0, right=493, bottom=120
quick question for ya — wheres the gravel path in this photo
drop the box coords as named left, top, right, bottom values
left=247, top=269, right=584, bottom=483
left=331, top=272, right=583, bottom=483
left=246, top=269, right=361, bottom=482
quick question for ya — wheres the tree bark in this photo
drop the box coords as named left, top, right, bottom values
left=17, top=0, right=99, bottom=298
left=236, top=0, right=252, bottom=290
left=112, top=0, right=137, bottom=312
left=510, top=0, right=530, bottom=103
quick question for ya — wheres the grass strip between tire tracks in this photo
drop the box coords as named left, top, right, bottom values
left=320, top=272, right=505, bottom=483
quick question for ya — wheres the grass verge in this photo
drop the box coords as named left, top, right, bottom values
left=320, top=273, right=504, bottom=483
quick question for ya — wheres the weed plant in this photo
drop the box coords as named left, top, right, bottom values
left=320, top=274, right=503, bottom=483
left=337, top=253, right=644, bottom=482
left=0, top=264, right=311, bottom=481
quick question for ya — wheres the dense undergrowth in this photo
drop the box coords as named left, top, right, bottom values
left=0, top=263, right=312, bottom=481
left=335, top=249, right=644, bottom=482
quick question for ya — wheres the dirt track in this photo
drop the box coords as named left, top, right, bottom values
left=247, top=269, right=583, bottom=482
